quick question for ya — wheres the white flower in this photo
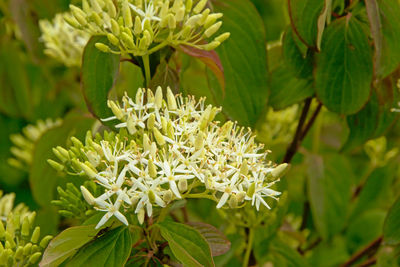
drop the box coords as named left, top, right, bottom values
left=94, top=191, right=129, bottom=229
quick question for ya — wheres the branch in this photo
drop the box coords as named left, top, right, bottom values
left=340, top=236, right=383, bottom=267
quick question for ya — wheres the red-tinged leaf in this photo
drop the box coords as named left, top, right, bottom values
left=187, top=222, right=231, bottom=257
left=179, top=45, right=225, bottom=92
left=365, top=0, right=383, bottom=81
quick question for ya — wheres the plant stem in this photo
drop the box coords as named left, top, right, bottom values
left=283, top=98, right=312, bottom=163
left=243, top=227, right=255, bottom=267
left=352, top=163, right=376, bottom=200
left=340, top=236, right=382, bottom=267
left=142, top=54, right=151, bottom=87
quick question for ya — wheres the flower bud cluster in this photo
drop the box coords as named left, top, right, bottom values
left=65, top=0, right=230, bottom=55
left=39, top=13, right=90, bottom=67
left=0, top=192, right=52, bottom=266
left=255, top=105, right=298, bottom=147
left=8, top=118, right=62, bottom=170
left=50, top=87, right=284, bottom=229
left=51, top=182, right=99, bottom=221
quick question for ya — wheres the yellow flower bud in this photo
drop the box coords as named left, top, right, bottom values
left=178, top=179, right=187, bottom=192
left=95, top=42, right=111, bottom=53
left=122, top=0, right=133, bottom=28
left=167, top=14, right=176, bottom=29
left=111, top=18, right=120, bottom=35
left=23, top=243, right=32, bottom=256
left=127, top=114, right=136, bottom=135
left=155, top=86, right=163, bottom=109
left=215, top=32, right=230, bottom=43
left=137, top=208, right=145, bottom=224
left=153, top=128, right=166, bottom=146
left=148, top=159, right=158, bottom=178
left=143, top=134, right=151, bottom=152
left=147, top=113, right=156, bottom=130
left=106, top=0, right=116, bottom=17
left=237, top=191, right=246, bottom=203
left=107, top=33, right=119, bottom=46
left=107, top=100, right=124, bottom=120
left=80, top=186, right=95, bottom=205
left=21, top=217, right=30, bottom=237
left=166, top=87, right=177, bottom=110
left=204, top=21, right=222, bottom=38
left=175, top=7, right=185, bottom=22
left=28, top=252, right=42, bottom=264
left=30, top=227, right=40, bottom=244
left=271, top=163, right=289, bottom=178
left=195, top=132, right=204, bottom=150
left=163, top=190, right=173, bottom=204
left=229, top=195, right=238, bottom=208
left=193, top=0, right=207, bottom=14
left=240, top=159, right=248, bottom=176
left=47, top=159, right=64, bottom=172
left=246, top=183, right=256, bottom=198
left=204, top=40, right=220, bottom=50
left=90, top=0, right=102, bottom=13
left=40, top=235, right=53, bottom=249
left=134, top=16, right=142, bottom=35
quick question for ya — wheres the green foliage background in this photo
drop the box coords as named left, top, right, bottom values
left=1, top=0, right=400, bottom=266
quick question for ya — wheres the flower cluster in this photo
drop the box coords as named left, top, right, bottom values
left=256, top=105, right=298, bottom=147
left=39, top=13, right=90, bottom=67
left=8, top=118, right=62, bottom=170
left=65, top=0, right=230, bottom=55
left=50, top=88, right=285, bottom=229
left=0, top=192, right=52, bottom=266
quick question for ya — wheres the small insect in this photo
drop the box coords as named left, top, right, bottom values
left=92, top=222, right=114, bottom=240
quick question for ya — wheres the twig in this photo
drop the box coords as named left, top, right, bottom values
left=283, top=98, right=312, bottom=163
left=341, top=236, right=382, bottom=267
left=357, top=257, right=377, bottom=267
left=299, top=102, right=322, bottom=142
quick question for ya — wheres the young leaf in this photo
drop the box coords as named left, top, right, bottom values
left=179, top=45, right=224, bottom=91
left=316, top=0, right=332, bottom=51
left=82, top=36, right=120, bottom=124
left=66, top=226, right=132, bottom=266
left=157, top=220, right=214, bottom=267
left=208, top=0, right=269, bottom=126
left=288, top=0, right=325, bottom=48
left=315, top=16, right=373, bottom=114
left=40, top=225, right=100, bottom=267
left=383, top=195, right=400, bottom=245
left=186, top=222, right=231, bottom=257
left=365, top=0, right=383, bottom=80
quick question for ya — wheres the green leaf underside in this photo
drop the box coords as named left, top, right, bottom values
left=187, top=222, right=231, bottom=257
left=66, top=226, right=132, bottom=267
left=82, top=35, right=120, bottom=124
left=209, top=0, right=268, bottom=126
left=157, top=220, right=214, bottom=267
left=316, top=16, right=373, bottom=114
left=40, top=225, right=100, bottom=267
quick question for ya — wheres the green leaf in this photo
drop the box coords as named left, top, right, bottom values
left=148, top=59, right=179, bottom=93
left=343, top=85, right=398, bottom=151
left=376, top=0, right=400, bottom=78
left=40, top=225, right=100, bottom=267
left=346, top=210, right=386, bottom=253
left=187, top=222, right=231, bottom=257
left=306, top=154, right=354, bottom=239
left=315, top=16, right=373, bottom=114
left=208, top=0, right=268, bottom=126
left=288, top=0, right=324, bottom=48
left=269, top=238, right=309, bottom=267
left=383, top=195, right=400, bottom=245
left=157, top=220, right=214, bottom=267
left=82, top=36, right=120, bottom=123
left=66, top=226, right=132, bottom=267
left=282, top=27, right=313, bottom=79
left=29, top=112, right=95, bottom=206
left=350, top=167, right=396, bottom=221
left=269, top=65, right=314, bottom=110
left=365, top=0, right=383, bottom=79
left=0, top=41, right=32, bottom=119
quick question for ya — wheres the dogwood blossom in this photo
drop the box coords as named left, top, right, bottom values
left=51, top=87, right=286, bottom=228
left=64, top=0, right=230, bottom=55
